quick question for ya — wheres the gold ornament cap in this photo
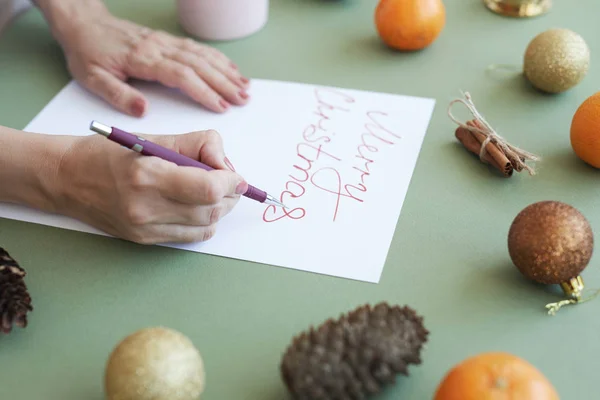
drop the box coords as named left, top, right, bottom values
left=483, top=0, right=552, bottom=18
left=560, top=276, right=585, bottom=301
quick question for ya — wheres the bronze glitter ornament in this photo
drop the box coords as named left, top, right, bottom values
left=104, top=327, right=205, bottom=400
left=523, top=28, right=590, bottom=93
left=508, top=201, right=595, bottom=314
left=280, top=303, right=428, bottom=399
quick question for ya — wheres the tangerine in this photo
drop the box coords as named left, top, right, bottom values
left=570, top=91, right=600, bottom=168
left=434, top=352, right=559, bottom=400
left=374, top=0, right=446, bottom=51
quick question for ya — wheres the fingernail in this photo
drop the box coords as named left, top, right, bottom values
left=131, top=98, right=146, bottom=117
left=240, top=77, right=250, bottom=84
left=219, top=99, right=230, bottom=110
left=224, top=156, right=236, bottom=171
left=239, top=91, right=249, bottom=100
left=230, top=62, right=238, bottom=69
left=236, top=181, right=248, bottom=195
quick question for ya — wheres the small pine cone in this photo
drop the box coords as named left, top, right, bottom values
left=280, top=303, right=429, bottom=400
left=0, top=247, right=33, bottom=334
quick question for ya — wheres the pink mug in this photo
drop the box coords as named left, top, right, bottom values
left=177, top=0, right=269, bottom=41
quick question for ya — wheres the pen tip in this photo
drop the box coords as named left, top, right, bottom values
left=264, top=193, right=289, bottom=209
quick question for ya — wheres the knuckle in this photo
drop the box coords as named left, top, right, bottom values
left=194, top=57, right=211, bottom=70
left=202, top=129, right=222, bottom=145
left=182, top=37, right=198, bottom=50
left=129, top=157, right=165, bottom=189
left=201, top=225, right=217, bottom=242
left=127, top=231, right=150, bottom=245
left=209, top=205, right=222, bottom=225
left=148, top=30, right=169, bottom=43
left=129, top=45, right=161, bottom=68
left=83, top=70, right=101, bottom=88
left=174, top=65, right=195, bottom=81
left=105, top=84, right=126, bottom=106
left=178, top=226, right=216, bottom=243
left=129, top=159, right=152, bottom=189
left=202, top=184, right=222, bottom=205
left=204, top=129, right=220, bottom=139
left=196, top=87, right=215, bottom=100
left=153, top=135, right=177, bottom=149
left=123, top=203, right=150, bottom=226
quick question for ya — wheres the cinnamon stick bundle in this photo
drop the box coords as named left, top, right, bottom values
left=449, top=92, right=540, bottom=177
left=455, top=120, right=525, bottom=177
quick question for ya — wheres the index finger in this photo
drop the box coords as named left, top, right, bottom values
left=155, top=161, right=247, bottom=205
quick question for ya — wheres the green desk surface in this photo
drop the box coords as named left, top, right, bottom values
left=1, top=0, right=599, bottom=398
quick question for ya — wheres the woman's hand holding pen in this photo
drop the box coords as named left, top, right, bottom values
left=0, top=1, right=257, bottom=245
left=56, top=130, right=248, bottom=244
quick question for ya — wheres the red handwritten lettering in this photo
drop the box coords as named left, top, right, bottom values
left=314, top=88, right=355, bottom=116
left=263, top=88, right=353, bottom=223
left=365, top=111, right=402, bottom=141
left=289, top=143, right=342, bottom=183
left=310, top=167, right=363, bottom=221
left=302, top=124, right=330, bottom=144
left=297, top=143, right=342, bottom=163
left=262, top=181, right=307, bottom=222
left=262, top=205, right=306, bottom=223
left=346, top=111, right=400, bottom=198
left=263, top=91, right=402, bottom=223
left=314, top=88, right=355, bottom=133
left=353, top=142, right=378, bottom=185
left=289, top=156, right=311, bottom=183
left=344, top=182, right=367, bottom=200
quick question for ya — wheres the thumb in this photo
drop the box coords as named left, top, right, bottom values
left=83, top=68, right=147, bottom=117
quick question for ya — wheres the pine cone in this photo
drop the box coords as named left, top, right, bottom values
left=280, top=303, right=429, bottom=400
left=0, top=247, right=33, bottom=334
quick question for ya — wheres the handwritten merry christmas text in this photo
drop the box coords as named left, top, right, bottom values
left=262, top=88, right=402, bottom=223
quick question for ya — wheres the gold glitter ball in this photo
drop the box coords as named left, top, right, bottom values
left=104, top=327, right=205, bottom=400
left=523, top=28, right=590, bottom=93
left=508, top=201, right=594, bottom=285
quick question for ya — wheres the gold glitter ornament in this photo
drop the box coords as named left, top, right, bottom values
left=523, top=28, right=590, bottom=93
left=507, top=201, right=596, bottom=315
left=104, top=327, right=205, bottom=400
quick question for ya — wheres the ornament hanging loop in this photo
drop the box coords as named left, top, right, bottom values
left=545, top=299, right=576, bottom=316
left=545, top=276, right=600, bottom=315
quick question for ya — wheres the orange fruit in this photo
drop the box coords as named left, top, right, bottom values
left=375, top=0, right=446, bottom=51
left=571, top=91, right=600, bottom=168
left=433, top=352, right=559, bottom=400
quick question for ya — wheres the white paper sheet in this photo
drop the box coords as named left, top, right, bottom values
left=2, top=79, right=434, bottom=283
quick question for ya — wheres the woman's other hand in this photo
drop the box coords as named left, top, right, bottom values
left=37, top=1, right=250, bottom=116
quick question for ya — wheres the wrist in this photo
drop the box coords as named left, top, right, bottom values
left=0, top=127, right=76, bottom=214
left=34, top=0, right=110, bottom=46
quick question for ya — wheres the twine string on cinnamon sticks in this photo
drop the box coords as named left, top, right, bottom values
left=448, top=91, right=541, bottom=177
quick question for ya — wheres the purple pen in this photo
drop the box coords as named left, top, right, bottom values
left=89, top=121, right=287, bottom=209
